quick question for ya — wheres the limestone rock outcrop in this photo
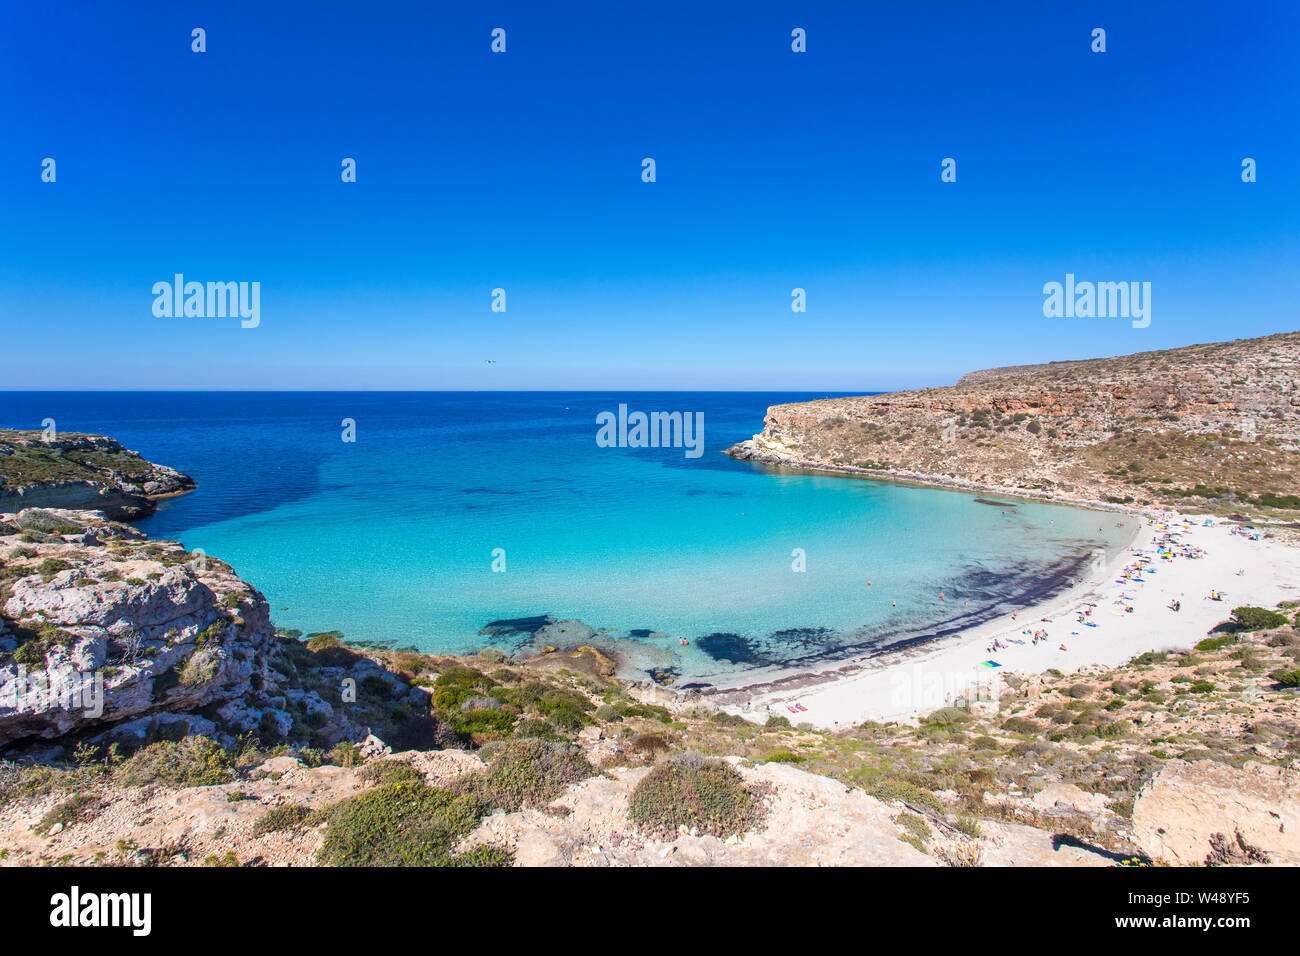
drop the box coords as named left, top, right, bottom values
left=1131, top=759, right=1300, bottom=865
left=0, top=430, right=194, bottom=520
left=0, top=508, right=274, bottom=747
left=726, top=331, right=1300, bottom=510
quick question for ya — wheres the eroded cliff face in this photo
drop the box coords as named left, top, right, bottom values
left=0, top=509, right=277, bottom=747
left=0, top=431, right=195, bottom=520
left=0, top=507, right=437, bottom=756
left=726, top=332, right=1300, bottom=510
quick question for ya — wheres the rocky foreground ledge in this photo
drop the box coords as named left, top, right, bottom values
left=0, top=430, right=194, bottom=521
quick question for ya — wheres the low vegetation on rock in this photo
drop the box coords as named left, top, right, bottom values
left=628, top=753, right=767, bottom=839
left=316, top=782, right=506, bottom=867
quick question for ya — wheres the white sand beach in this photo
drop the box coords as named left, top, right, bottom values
left=729, top=513, right=1299, bottom=728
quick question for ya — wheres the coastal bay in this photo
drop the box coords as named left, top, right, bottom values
left=1, top=391, right=1129, bottom=692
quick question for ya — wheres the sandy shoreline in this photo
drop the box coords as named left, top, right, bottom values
left=710, top=512, right=1299, bottom=728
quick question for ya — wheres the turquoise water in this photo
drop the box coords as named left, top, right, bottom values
left=1, top=392, right=1135, bottom=686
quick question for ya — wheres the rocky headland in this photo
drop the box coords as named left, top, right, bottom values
left=0, top=430, right=195, bottom=520
left=725, top=332, right=1300, bottom=515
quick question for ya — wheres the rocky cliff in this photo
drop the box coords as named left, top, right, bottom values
left=0, top=430, right=194, bottom=520
left=0, top=508, right=275, bottom=747
left=0, top=508, right=430, bottom=754
left=726, top=332, right=1300, bottom=512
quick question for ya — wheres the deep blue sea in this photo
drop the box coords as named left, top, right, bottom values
left=0, top=392, right=1135, bottom=687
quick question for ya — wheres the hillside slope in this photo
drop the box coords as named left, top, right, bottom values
left=726, top=332, right=1300, bottom=512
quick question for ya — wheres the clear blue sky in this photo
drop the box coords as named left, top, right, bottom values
left=1, top=0, right=1296, bottom=390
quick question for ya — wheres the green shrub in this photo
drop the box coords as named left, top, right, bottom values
left=304, top=631, right=345, bottom=651
left=1000, top=716, right=1040, bottom=734
left=896, top=812, right=932, bottom=841
left=37, top=558, right=73, bottom=581
left=763, top=751, right=805, bottom=763
left=0, top=763, right=83, bottom=809
left=708, top=710, right=750, bottom=728
left=631, top=733, right=671, bottom=760
left=178, top=653, right=217, bottom=685
left=1269, top=667, right=1300, bottom=688
left=1231, top=607, right=1288, bottom=632
left=430, top=667, right=517, bottom=743
left=535, top=687, right=595, bottom=731
left=34, top=793, right=100, bottom=833
left=13, top=639, right=46, bottom=667
left=195, top=622, right=226, bottom=649
left=511, top=718, right=563, bottom=741
left=922, top=706, right=973, bottom=727
left=253, top=804, right=311, bottom=835
left=1196, top=635, right=1238, bottom=653
left=861, top=777, right=944, bottom=814
left=465, top=738, right=595, bottom=811
left=445, top=707, right=517, bottom=744
left=317, top=782, right=497, bottom=867
left=617, top=701, right=673, bottom=722
left=15, top=511, right=82, bottom=535
left=451, top=844, right=515, bottom=867
left=11, top=621, right=75, bottom=667
left=1254, top=493, right=1300, bottom=510
left=764, top=715, right=791, bottom=729
left=358, top=760, right=423, bottom=787
left=432, top=666, right=496, bottom=707
left=328, top=741, right=362, bottom=767
left=628, top=755, right=764, bottom=839
left=114, top=736, right=234, bottom=789
left=1096, top=720, right=1133, bottom=739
